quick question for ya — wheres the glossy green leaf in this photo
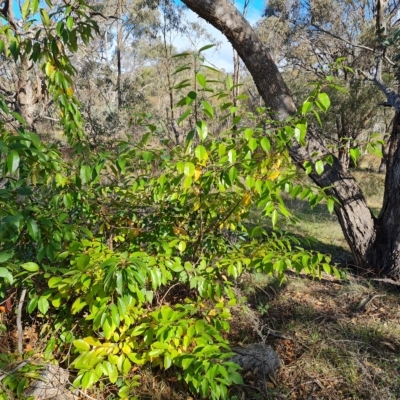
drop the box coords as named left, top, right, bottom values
left=195, top=145, right=208, bottom=162
left=0, top=267, right=13, bottom=284
left=27, top=218, right=39, bottom=240
left=316, top=92, right=331, bottom=112
left=74, top=339, right=91, bottom=351
left=40, top=9, right=50, bottom=27
left=7, top=151, right=20, bottom=174
left=226, top=74, right=233, bottom=91
left=271, top=209, right=278, bottom=228
left=327, top=198, right=335, bottom=213
left=201, top=101, right=214, bottom=118
left=38, top=296, right=49, bottom=314
left=196, top=121, right=208, bottom=141
left=27, top=297, right=38, bottom=313
left=178, top=108, right=191, bottom=125
left=66, top=16, right=74, bottom=30
left=315, top=160, right=324, bottom=175
left=199, top=44, right=215, bottom=52
left=0, top=252, right=13, bottom=263
left=21, top=262, right=39, bottom=272
left=196, top=73, right=207, bottom=88
left=184, top=162, right=195, bottom=177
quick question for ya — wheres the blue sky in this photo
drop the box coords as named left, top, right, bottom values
left=176, top=0, right=265, bottom=72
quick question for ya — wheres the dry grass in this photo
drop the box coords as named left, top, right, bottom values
left=232, top=273, right=400, bottom=399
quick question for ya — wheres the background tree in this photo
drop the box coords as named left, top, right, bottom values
left=256, top=0, right=394, bottom=169
left=181, top=0, right=400, bottom=280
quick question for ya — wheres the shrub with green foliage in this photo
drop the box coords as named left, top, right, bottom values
left=0, top=2, right=341, bottom=398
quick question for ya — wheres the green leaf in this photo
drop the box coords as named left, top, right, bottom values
left=74, top=339, right=91, bottom=351
left=38, top=296, right=49, bottom=314
left=27, top=297, right=38, bottom=313
left=21, top=0, right=30, bottom=19
left=195, top=145, right=208, bottom=162
left=226, top=75, right=233, bottom=91
left=350, top=148, right=360, bottom=165
left=80, top=165, right=91, bottom=184
left=9, top=39, right=20, bottom=61
left=82, top=370, right=99, bottom=389
left=21, top=262, right=39, bottom=272
left=201, top=101, right=214, bottom=118
left=183, top=176, right=192, bottom=189
left=0, top=267, right=13, bottom=284
left=63, top=193, right=73, bottom=208
left=315, top=160, right=324, bottom=175
left=27, top=218, right=39, bottom=240
left=196, top=121, right=208, bottom=141
left=228, top=149, right=236, bottom=164
left=11, top=111, right=26, bottom=126
left=0, top=40, right=4, bottom=55
left=312, top=110, right=322, bottom=127
left=184, top=162, right=195, bottom=177
left=228, top=167, right=237, bottom=184
left=196, top=73, right=207, bottom=88
left=178, top=241, right=186, bottom=253
left=7, top=150, right=20, bottom=174
left=316, top=92, right=331, bottom=112
left=178, top=108, right=191, bottom=125
left=31, top=0, right=39, bottom=13
left=301, top=101, right=312, bottom=115
left=327, top=198, right=335, bottom=214
left=271, top=209, right=278, bottom=228
left=199, top=44, right=215, bottom=52
left=40, top=9, right=50, bottom=27
left=142, top=151, right=153, bottom=162
left=0, top=252, right=13, bottom=263
left=260, top=138, right=270, bottom=153
left=0, top=97, right=9, bottom=114
left=77, top=254, right=90, bottom=269
left=66, top=16, right=74, bottom=30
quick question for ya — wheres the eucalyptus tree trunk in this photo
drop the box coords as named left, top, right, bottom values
left=181, top=0, right=400, bottom=280
left=16, top=56, right=36, bottom=131
left=117, top=0, right=123, bottom=109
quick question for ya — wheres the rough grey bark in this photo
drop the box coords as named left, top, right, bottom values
left=180, top=0, right=400, bottom=279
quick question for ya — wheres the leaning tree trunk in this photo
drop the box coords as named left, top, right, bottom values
left=180, top=0, right=400, bottom=279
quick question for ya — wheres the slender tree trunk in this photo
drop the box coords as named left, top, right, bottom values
left=181, top=0, right=400, bottom=278
left=16, top=56, right=36, bottom=131
left=117, top=0, right=123, bottom=109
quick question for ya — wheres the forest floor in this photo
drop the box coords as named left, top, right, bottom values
left=228, top=166, right=400, bottom=400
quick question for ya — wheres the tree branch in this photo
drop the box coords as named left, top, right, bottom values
left=312, top=23, right=395, bottom=66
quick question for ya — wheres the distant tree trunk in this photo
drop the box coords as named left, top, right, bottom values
left=117, top=0, right=123, bottom=109
left=16, top=56, right=36, bottom=131
left=181, top=0, right=400, bottom=280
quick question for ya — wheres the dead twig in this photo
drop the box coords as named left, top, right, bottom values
left=356, top=294, right=386, bottom=312
left=17, top=288, right=27, bottom=354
